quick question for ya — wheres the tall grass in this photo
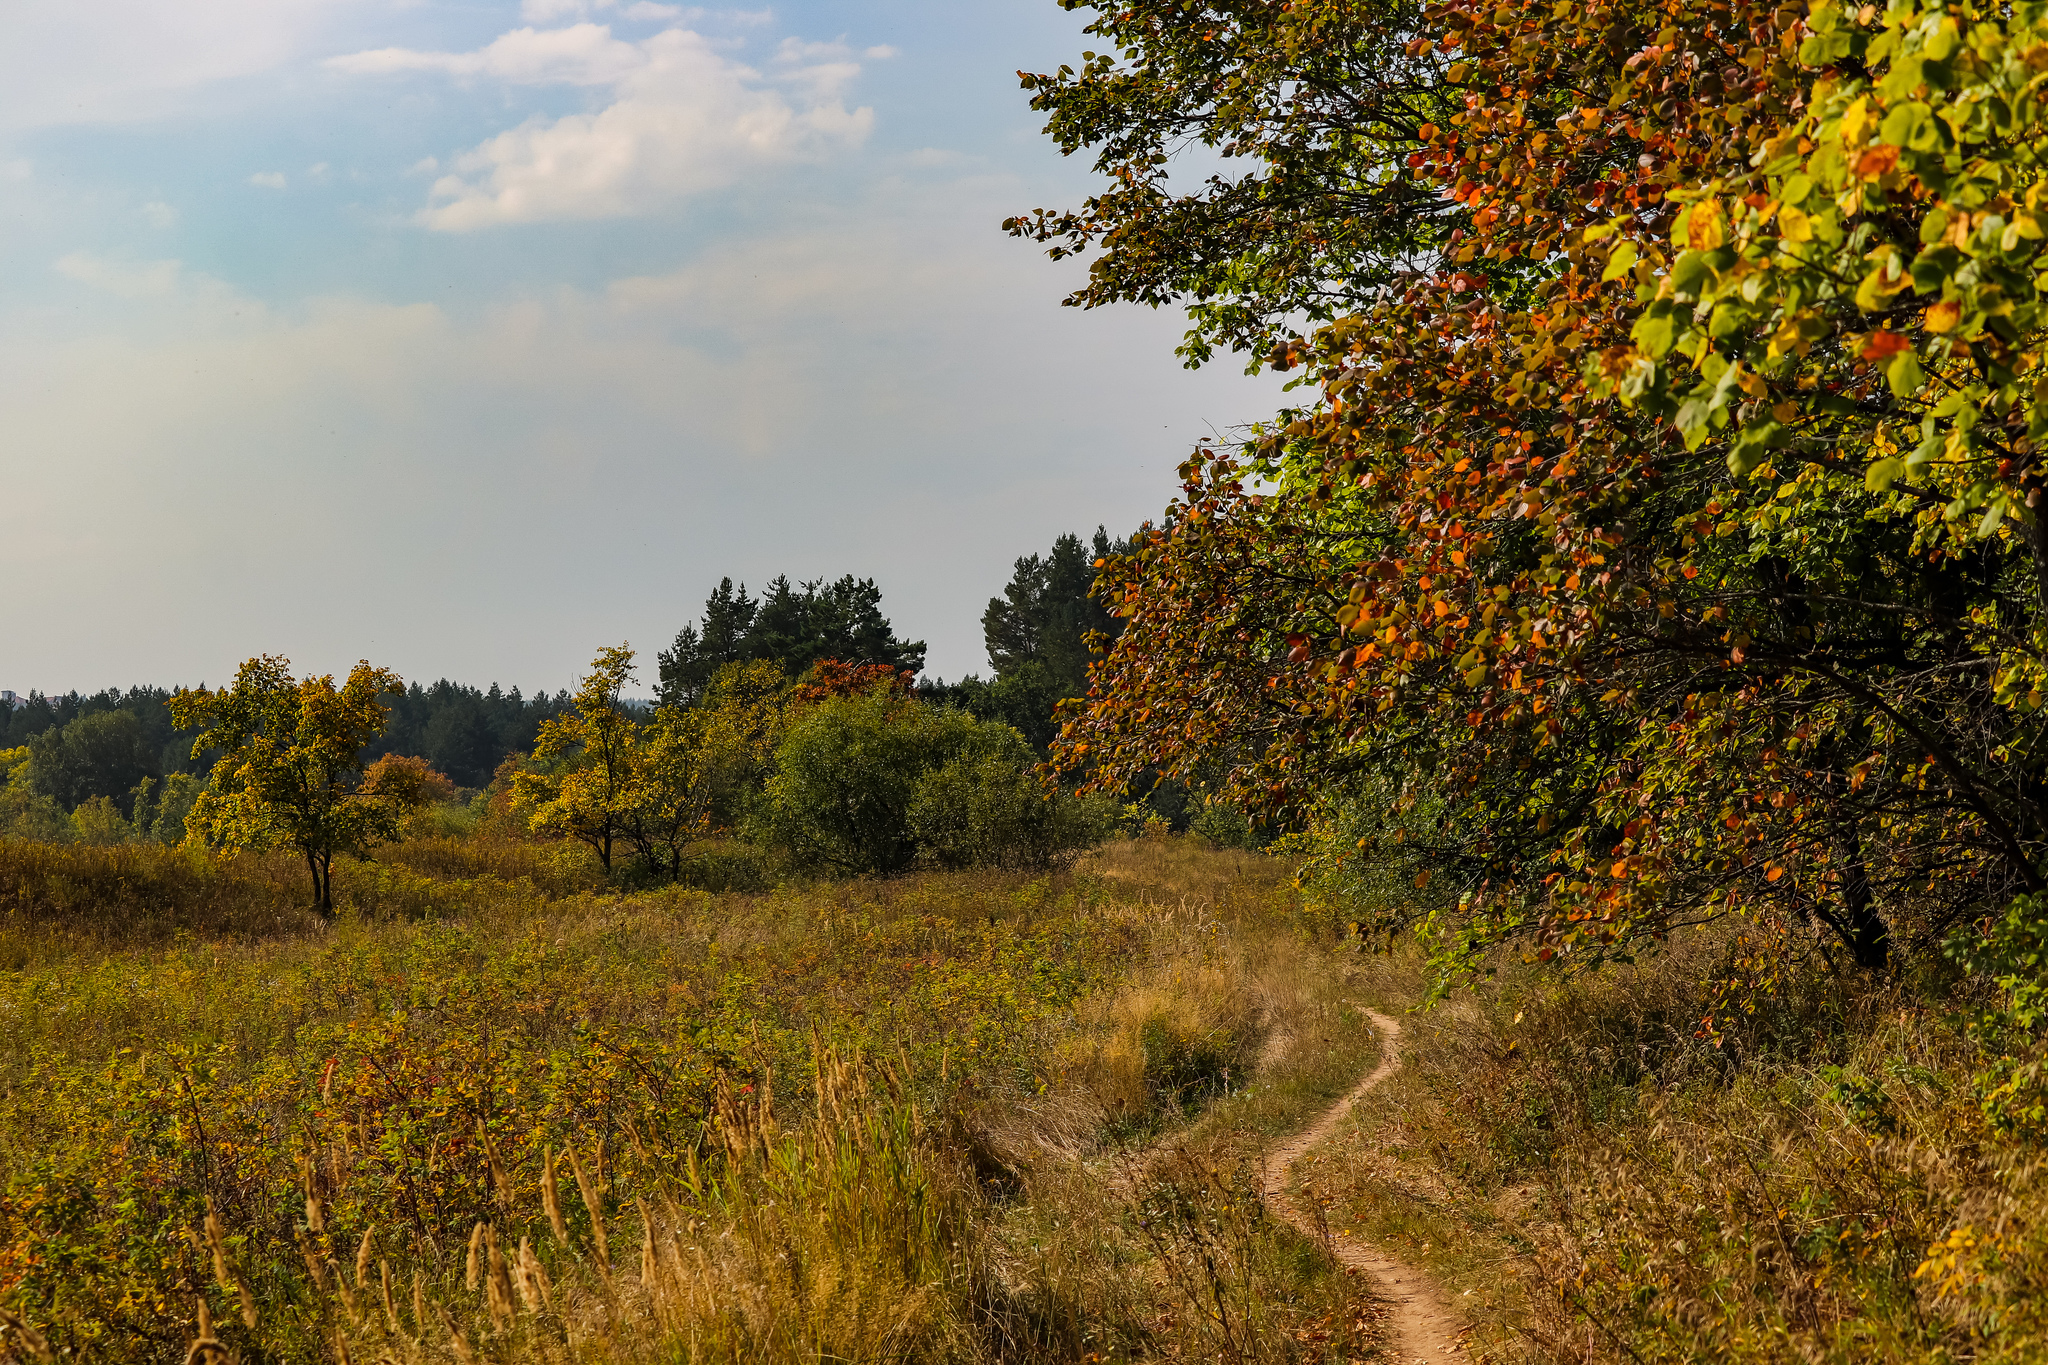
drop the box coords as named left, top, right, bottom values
left=1314, top=929, right=2048, bottom=1364
left=0, top=837, right=1386, bottom=1365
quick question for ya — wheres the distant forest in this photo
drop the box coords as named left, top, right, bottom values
left=2, top=528, right=1161, bottom=827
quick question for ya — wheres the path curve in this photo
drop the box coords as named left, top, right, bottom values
left=1259, top=1009, right=1467, bottom=1363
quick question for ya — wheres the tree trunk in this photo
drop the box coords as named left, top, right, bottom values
left=1835, top=830, right=1889, bottom=972
left=306, top=847, right=334, bottom=917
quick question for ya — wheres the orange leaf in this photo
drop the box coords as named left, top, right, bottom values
left=1924, top=300, right=1961, bottom=333
left=1861, top=330, right=1911, bottom=362
left=1854, top=145, right=1900, bottom=180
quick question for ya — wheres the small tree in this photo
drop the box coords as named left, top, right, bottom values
left=171, top=656, right=404, bottom=914
left=360, top=754, right=460, bottom=838
left=629, top=661, right=789, bottom=876
left=512, top=645, right=641, bottom=872
left=765, top=687, right=1088, bottom=875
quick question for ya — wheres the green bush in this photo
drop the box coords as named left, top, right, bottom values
left=908, top=753, right=1106, bottom=871
left=767, top=692, right=1086, bottom=876
left=1187, top=799, right=1260, bottom=851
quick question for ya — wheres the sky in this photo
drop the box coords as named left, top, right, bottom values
left=0, top=0, right=1276, bottom=696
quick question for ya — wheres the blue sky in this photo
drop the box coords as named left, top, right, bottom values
left=0, top=0, right=1274, bottom=695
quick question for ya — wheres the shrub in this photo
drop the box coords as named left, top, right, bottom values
left=766, top=692, right=1022, bottom=875
left=908, top=754, right=1106, bottom=871
left=1187, top=799, right=1260, bottom=851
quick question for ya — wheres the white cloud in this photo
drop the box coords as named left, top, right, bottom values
left=142, top=200, right=180, bottom=228
left=521, top=0, right=598, bottom=20
left=622, top=2, right=683, bottom=20
left=327, top=23, right=644, bottom=85
left=54, top=252, right=185, bottom=299
left=248, top=170, right=287, bottom=188
left=0, top=0, right=349, bottom=129
left=329, top=24, right=876, bottom=229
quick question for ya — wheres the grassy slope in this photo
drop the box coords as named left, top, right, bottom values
left=0, top=837, right=1394, bottom=1365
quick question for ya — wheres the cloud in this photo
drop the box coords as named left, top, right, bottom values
left=520, top=0, right=597, bottom=20
left=330, top=24, right=877, bottom=229
left=621, top=2, right=683, bottom=19
left=248, top=171, right=287, bottom=188
left=327, top=23, right=644, bottom=85
left=54, top=252, right=185, bottom=299
left=0, top=0, right=349, bottom=129
left=142, top=200, right=180, bottom=228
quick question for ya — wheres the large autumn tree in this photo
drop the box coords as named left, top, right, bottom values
left=1043, top=0, right=2048, bottom=989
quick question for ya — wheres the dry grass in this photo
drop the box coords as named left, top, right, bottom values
left=0, top=836, right=1402, bottom=1365
left=1302, top=930, right=2048, bottom=1365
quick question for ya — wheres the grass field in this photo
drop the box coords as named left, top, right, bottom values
left=1299, top=936, right=2048, bottom=1365
left=0, top=835, right=1386, bottom=1364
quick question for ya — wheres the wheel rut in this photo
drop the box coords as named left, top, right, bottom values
left=1259, top=1009, right=1469, bottom=1362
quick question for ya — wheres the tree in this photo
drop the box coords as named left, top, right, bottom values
left=24, top=710, right=156, bottom=814
left=1050, top=0, right=2048, bottom=995
left=513, top=646, right=642, bottom=872
left=658, top=574, right=926, bottom=707
left=982, top=530, right=1127, bottom=696
left=171, top=657, right=405, bottom=913
left=1006, top=0, right=1460, bottom=368
left=628, top=661, right=789, bottom=876
left=360, top=754, right=460, bottom=837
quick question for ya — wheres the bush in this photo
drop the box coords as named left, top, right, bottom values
left=908, top=754, right=1107, bottom=871
left=766, top=692, right=1022, bottom=875
left=1187, top=799, right=1260, bottom=851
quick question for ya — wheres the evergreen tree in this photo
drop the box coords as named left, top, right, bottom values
left=657, top=574, right=925, bottom=707
left=980, top=529, right=1126, bottom=700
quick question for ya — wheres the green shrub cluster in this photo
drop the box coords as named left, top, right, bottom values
left=764, top=689, right=1104, bottom=876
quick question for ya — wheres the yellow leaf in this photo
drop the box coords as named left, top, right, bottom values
left=1689, top=197, right=1726, bottom=250
left=1840, top=95, right=1871, bottom=146
left=1778, top=205, right=1813, bottom=243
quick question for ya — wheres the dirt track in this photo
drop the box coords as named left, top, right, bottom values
left=1259, top=1009, right=1469, bottom=1362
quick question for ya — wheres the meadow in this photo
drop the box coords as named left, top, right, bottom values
left=0, top=835, right=1387, bottom=1365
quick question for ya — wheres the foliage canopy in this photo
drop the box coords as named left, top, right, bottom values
left=1045, top=0, right=2048, bottom=995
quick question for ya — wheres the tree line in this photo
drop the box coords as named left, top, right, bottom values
left=2, top=533, right=1228, bottom=879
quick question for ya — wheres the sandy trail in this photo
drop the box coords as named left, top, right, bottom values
left=1259, top=1009, right=1468, bottom=1362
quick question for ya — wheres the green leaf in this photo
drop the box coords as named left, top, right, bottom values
left=1601, top=241, right=1638, bottom=282
left=1866, top=456, right=1906, bottom=491
left=1888, top=350, right=1926, bottom=398
left=1671, top=250, right=1714, bottom=297
left=1728, top=422, right=1783, bottom=477
left=1633, top=308, right=1679, bottom=359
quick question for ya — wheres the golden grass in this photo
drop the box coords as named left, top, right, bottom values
left=0, top=836, right=1398, bottom=1365
left=1305, top=930, right=2048, bottom=1365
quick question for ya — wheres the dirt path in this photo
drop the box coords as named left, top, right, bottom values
left=1259, top=1009, right=1468, bottom=1363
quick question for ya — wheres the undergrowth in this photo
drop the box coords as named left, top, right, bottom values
left=1311, top=932, right=2048, bottom=1365
left=0, top=836, right=1386, bottom=1365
